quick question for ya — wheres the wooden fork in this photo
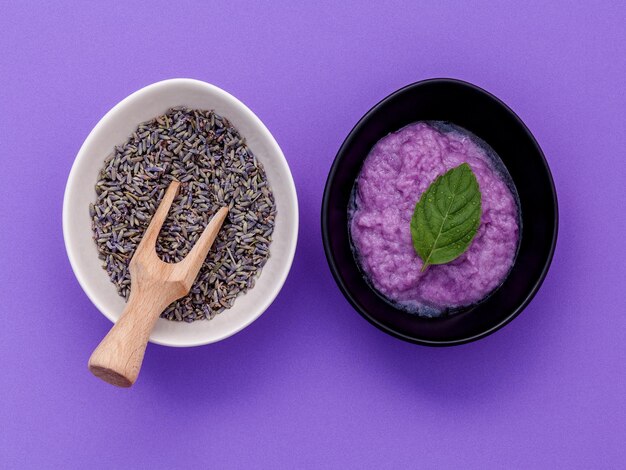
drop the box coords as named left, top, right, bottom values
left=88, top=180, right=228, bottom=387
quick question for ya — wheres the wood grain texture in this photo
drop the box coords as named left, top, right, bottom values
left=88, top=181, right=228, bottom=387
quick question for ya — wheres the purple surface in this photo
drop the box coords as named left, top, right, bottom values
left=1, top=1, right=625, bottom=468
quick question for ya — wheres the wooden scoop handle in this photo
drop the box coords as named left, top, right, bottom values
left=88, top=284, right=172, bottom=387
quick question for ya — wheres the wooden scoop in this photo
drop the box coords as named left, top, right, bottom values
left=88, top=180, right=228, bottom=387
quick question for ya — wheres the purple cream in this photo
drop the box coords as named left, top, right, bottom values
left=349, top=122, right=520, bottom=316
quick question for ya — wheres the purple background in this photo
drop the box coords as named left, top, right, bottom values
left=1, top=1, right=625, bottom=468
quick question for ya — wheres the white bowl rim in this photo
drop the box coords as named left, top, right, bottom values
left=62, top=78, right=298, bottom=347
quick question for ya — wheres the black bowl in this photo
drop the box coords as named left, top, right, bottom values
left=321, top=78, right=558, bottom=346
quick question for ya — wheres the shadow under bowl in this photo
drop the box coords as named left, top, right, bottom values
left=321, top=78, right=558, bottom=346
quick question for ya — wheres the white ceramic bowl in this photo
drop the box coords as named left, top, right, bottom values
left=63, top=78, right=298, bottom=347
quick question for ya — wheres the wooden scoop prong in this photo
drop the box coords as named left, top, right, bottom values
left=178, top=206, right=229, bottom=290
left=134, top=180, right=181, bottom=260
left=88, top=180, right=228, bottom=387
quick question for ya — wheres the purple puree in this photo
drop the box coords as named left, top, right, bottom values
left=350, top=122, right=520, bottom=316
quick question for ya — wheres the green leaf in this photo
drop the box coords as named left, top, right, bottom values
left=410, top=163, right=482, bottom=272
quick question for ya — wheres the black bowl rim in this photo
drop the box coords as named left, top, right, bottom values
left=321, top=78, right=559, bottom=346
